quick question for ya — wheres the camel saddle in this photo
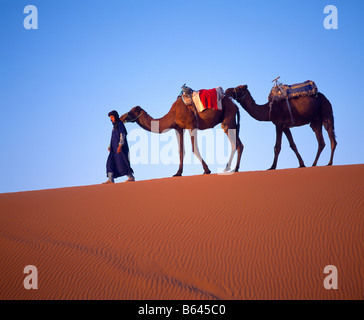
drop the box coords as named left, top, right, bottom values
left=268, top=80, right=318, bottom=102
left=180, top=84, right=225, bottom=112
left=268, top=79, right=318, bottom=127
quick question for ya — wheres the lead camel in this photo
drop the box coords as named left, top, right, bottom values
left=120, top=95, right=244, bottom=177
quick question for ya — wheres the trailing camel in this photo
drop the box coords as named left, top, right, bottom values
left=225, top=85, right=337, bottom=170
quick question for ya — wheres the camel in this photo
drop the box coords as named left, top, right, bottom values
left=225, top=85, right=337, bottom=170
left=119, top=94, right=244, bottom=177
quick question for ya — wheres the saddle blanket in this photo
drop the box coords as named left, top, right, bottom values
left=192, top=87, right=225, bottom=112
left=268, top=80, right=318, bottom=102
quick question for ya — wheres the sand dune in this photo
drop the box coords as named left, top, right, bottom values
left=0, top=164, right=363, bottom=300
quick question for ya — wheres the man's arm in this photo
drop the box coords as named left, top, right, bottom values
left=119, top=132, right=125, bottom=146
left=117, top=132, right=125, bottom=153
left=117, top=122, right=126, bottom=153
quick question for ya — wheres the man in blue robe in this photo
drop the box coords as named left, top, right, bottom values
left=104, top=110, right=135, bottom=183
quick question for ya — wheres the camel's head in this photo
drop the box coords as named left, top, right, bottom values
left=120, top=106, right=143, bottom=123
left=225, top=85, right=248, bottom=100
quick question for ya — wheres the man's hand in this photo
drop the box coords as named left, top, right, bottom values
left=117, top=145, right=122, bottom=153
left=108, top=147, right=111, bottom=152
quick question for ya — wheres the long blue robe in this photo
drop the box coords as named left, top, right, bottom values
left=106, top=121, right=133, bottom=178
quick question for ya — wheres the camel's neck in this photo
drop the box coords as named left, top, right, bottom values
left=136, top=109, right=175, bottom=133
left=237, top=92, right=270, bottom=122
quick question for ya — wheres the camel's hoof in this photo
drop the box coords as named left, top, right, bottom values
left=173, top=173, right=182, bottom=177
left=223, top=167, right=231, bottom=173
left=299, top=165, right=306, bottom=168
left=267, top=167, right=276, bottom=171
left=203, top=170, right=211, bottom=175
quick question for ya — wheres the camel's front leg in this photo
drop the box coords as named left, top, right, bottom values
left=189, top=129, right=211, bottom=175
left=173, top=128, right=184, bottom=177
left=269, top=125, right=283, bottom=170
left=283, top=128, right=305, bottom=168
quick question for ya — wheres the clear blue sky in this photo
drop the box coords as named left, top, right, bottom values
left=1, top=0, right=363, bottom=193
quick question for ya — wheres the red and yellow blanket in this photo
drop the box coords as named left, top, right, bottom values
left=192, top=87, right=224, bottom=112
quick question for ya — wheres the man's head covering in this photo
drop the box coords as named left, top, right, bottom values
left=108, top=110, right=120, bottom=128
left=108, top=110, right=119, bottom=119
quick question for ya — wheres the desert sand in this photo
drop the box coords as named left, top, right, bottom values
left=0, top=164, right=363, bottom=300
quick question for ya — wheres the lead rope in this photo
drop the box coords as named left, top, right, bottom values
left=126, top=111, right=144, bottom=123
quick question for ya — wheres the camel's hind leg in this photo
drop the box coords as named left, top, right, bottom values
left=310, top=122, right=325, bottom=166
left=323, top=120, right=337, bottom=166
left=221, top=124, right=244, bottom=172
left=221, top=102, right=243, bottom=172
left=234, top=136, right=244, bottom=172
left=222, top=126, right=236, bottom=172
left=188, top=129, right=211, bottom=174
left=320, top=94, right=337, bottom=166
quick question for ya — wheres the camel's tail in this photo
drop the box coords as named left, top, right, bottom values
left=236, top=107, right=240, bottom=137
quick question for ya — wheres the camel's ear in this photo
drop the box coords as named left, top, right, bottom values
left=243, top=85, right=248, bottom=90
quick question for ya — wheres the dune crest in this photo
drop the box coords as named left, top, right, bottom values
left=0, top=165, right=363, bottom=300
